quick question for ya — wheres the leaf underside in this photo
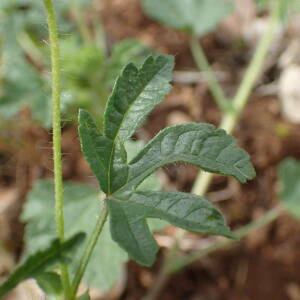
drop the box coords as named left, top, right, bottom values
left=142, top=0, right=233, bottom=37
left=0, top=233, right=85, bottom=298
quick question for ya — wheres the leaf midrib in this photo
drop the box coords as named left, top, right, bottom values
left=111, top=199, right=149, bottom=263
left=106, top=58, right=169, bottom=194
left=111, top=195, right=219, bottom=230
left=114, top=152, right=250, bottom=195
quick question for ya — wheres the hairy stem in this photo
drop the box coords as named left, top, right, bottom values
left=189, top=35, right=229, bottom=112
left=43, top=0, right=70, bottom=297
left=70, top=200, right=108, bottom=299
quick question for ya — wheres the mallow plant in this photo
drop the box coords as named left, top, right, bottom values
left=0, top=1, right=256, bottom=299
left=77, top=53, right=255, bottom=266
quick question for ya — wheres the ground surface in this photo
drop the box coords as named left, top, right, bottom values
left=1, top=0, right=300, bottom=299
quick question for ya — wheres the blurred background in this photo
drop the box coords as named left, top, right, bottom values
left=1, top=0, right=300, bottom=299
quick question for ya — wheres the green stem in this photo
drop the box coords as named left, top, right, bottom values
left=145, top=3, right=281, bottom=299
left=145, top=205, right=282, bottom=300
left=43, top=0, right=70, bottom=297
left=192, top=0, right=281, bottom=196
left=70, top=200, right=108, bottom=299
left=71, top=0, right=93, bottom=44
left=189, top=35, right=229, bottom=112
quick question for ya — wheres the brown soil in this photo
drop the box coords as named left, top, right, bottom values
left=1, top=1, right=300, bottom=300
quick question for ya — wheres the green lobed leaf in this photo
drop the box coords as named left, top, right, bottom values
left=142, top=0, right=233, bottom=37
left=0, top=233, right=85, bottom=298
left=108, top=191, right=232, bottom=266
left=117, top=123, right=255, bottom=193
left=79, top=55, right=173, bottom=193
left=102, top=55, right=173, bottom=193
left=104, top=54, right=174, bottom=142
left=278, top=158, right=300, bottom=219
left=78, top=55, right=255, bottom=267
left=78, top=110, right=113, bottom=192
left=78, top=110, right=129, bottom=193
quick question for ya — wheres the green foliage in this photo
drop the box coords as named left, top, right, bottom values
left=0, top=233, right=85, bottom=298
left=61, top=37, right=151, bottom=126
left=123, top=124, right=255, bottom=192
left=79, top=55, right=255, bottom=266
left=79, top=55, right=174, bottom=193
left=278, top=158, right=300, bottom=219
left=108, top=191, right=233, bottom=265
left=0, top=2, right=151, bottom=127
left=0, top=0, right=91, bottom=36
left=103, top=55, right=173, bottom=142
left=142, top=0, right=233, bottom=37
left=21, top=152, right=164, bottom=292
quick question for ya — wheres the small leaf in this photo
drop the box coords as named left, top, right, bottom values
left=104, top=54, right=174, bottom=141
left=107, top=191, right=232, bottom=266
left=78, top=110, right=113, bottom=193
left=78, top=110, right=129, bottom=193
left=35, top=272, right=62, bottom=296
left=278, top=158, right=300, bottom=219
left=0, top=233, right=85, bottom=298
left=119, top=124, right=255, bottom=192
left=142, top=0, right=233, bottom=37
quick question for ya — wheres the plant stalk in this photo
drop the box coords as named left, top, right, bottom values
left=189, top=35, right=229, bottom=112
left=192, top=0, right=281, bottom=195
left=144, top=205, right=282, bottom=300
left=71, top=0, right=93, bottom=44
left=70, top=200, right=108, bottom=299
left=169, top=205, right=282, bottom=273
left=145, top=3, right=281, bottom=299
left=43, top=0, right=71, bottom=297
